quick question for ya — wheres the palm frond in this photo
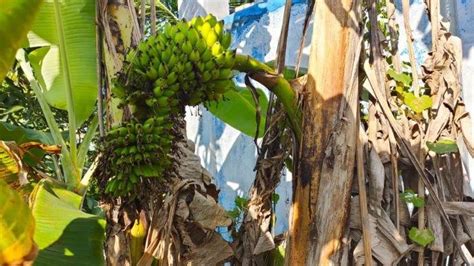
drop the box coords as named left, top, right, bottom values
left=155, top=0, right=178, bottom=23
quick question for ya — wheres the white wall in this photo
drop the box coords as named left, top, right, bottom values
left=178, top=0, right=229, bottom=20
left=450, top=0, right=474, bottom=197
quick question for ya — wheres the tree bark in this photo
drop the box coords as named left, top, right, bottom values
left=239, top=109, right=290, bottom=265
left=287, top=0, right=362, bottom=264
left=98, top=1, right=142, bottom=264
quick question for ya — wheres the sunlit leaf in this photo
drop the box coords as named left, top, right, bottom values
left=0, top=141, right=21, bottom=183
left=408, top=227, right=435, bottom=247
left=426, top=138, right=458, bottom=154
left=387, top=68, right=412, bottom=87
left=27, top=0, right=97, bottom=126
left=273, top=244, right=285, bottom=266
left=0, top=0, right=43, bottom=81
left=31, top=181, right=105, bottom=265
left=403, top=93, right=432, bottom=114
left=0, top=179, right=36, bottom=265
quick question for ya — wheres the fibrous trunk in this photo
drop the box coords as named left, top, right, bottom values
left=287, top=0, right=362, bottom=264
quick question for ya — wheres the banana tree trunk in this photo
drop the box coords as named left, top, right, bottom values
left=287, top=0, right=363, bottom=264
left=98, top=1, right=142, bottom=264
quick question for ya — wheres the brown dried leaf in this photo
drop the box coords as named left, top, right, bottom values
left=253, top=231, right=275, bottom=255
left=377, top=211, right=410, bottom=254
left=368, top=148, right=385, bottom=210
left=175, top=199, right=189, bottom=220
left=425, top=103, right=451, bottom=144
left=455, top=217, right=471, bottom=245
left=184, top=232, right=233, bottom=265
left=427, top=199, right=444, bottom=252
left=188, top=191, right=231, bottom=230
left=353, top=212, right=410, bottom=265
left=442, top=202, right=474, bottom=216
left=18, top=142, right=61, bottom=154
left=456, top=107, right=474, bottom=157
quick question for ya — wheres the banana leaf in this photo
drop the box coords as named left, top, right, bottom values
left=0, top=0, right=43, bottom=81
left=0, top=141, right=22, bottom=183
left=31, top=181, right=105, bottom=265
left=0, top=122, right=54, bottom=145
left=0, top=179, right=36, bottom=265
left=0, top=122, right=56, bottom=170
left=27, top=0, right=97, bottom=126
left=207, top=86, right=268, bottom=138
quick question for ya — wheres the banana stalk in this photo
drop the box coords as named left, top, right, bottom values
left=233, top=54, right=302, bottom=141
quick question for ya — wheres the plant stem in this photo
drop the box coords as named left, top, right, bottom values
left=17, top=50, right=77, bottom=188
left=233, top=54, right=301, bottom=142
left=401, top=0, right=420, bottom=96
left=140, top=0, right=146, bottom=36
left=151, top=0, right=156, bottom=35
left=53, top=0, right=79, bottom=186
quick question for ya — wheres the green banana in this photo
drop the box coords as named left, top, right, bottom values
left=206, top=31, right=218, bottom=47
left=187, top=28, right=199, bottom=45
left=199, top=22, right=212, bottom=38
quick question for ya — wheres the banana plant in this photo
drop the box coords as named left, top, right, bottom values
left=16, top=47, right=102, bottom=264
left=9, top=52, right=104, bottom=264
left=21, top=0, right=99, bottom=191
left=17, top=50, right=98, bottom=192
left=27, top=0, right=97, bottom=127
left=0, top=139, right=105, bottom=265
left=1, top=0, right=106, bottom=264
left=0, top=6, right=41, bottom=264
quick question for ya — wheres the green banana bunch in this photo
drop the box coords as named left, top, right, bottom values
left=103, top=119, right=173, bottom=196
left=117, top=15, right=236, bottom=110
left=103, top=15, right=238, bottom=197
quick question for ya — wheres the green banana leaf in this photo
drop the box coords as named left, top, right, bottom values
left=27, top=0, right=97, bottom=126
left=0, top=0, right=43, bottom=82
left=0, top=122, right=56, bottom=170
left=207, top=87, right=268, bottom=138
left=0, top=122, right=54, bottom=145
left=206, top=64, right=304, bottom=138
left=31, top=181, right=105, bottom=265
left=0, top=179, right=36, bottom=264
